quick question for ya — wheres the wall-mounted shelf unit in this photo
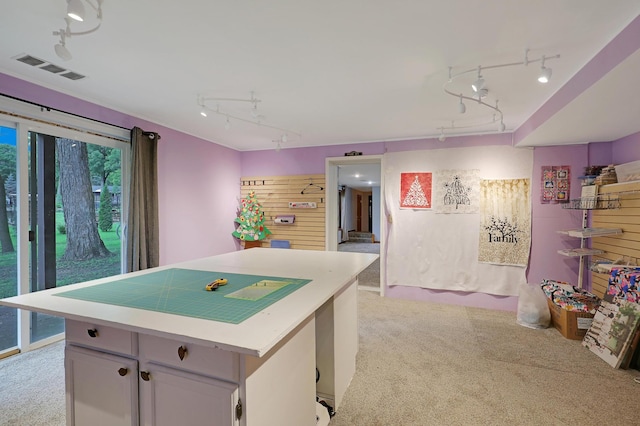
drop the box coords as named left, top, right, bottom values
left=558, top=247, right=604, bottom=257
left=558, top=185, right=624, bottom=289
left=589, top=180, right=640, bottom=298
left=557, top=228, right=623, bottom=238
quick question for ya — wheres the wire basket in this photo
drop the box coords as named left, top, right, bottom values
left=562, top=194, right=620, bottom=210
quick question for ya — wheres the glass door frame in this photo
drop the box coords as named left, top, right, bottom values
left=1, top=99, right=130, bottom=353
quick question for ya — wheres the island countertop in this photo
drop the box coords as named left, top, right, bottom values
left=0, top=248, right=378, bottom=357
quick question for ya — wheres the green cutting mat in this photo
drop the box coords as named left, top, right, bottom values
left=54, top=268, right=311, bottom=324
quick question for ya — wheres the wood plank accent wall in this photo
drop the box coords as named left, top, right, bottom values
left=590, top=181, right=640, bottom=298
left=239, top=174, right=326, bottom=251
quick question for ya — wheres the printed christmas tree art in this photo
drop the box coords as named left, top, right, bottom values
left=232, top=191, right=272, bottom=241
left=401, top=174, right=431, bottom=208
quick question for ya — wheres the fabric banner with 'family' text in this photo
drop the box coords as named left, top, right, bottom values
left=478, top=178, right=531, bottom=266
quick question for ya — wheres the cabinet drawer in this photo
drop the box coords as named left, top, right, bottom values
left=139, top=334, right=239, bottom=383
left=66, top=319, right=138, bottom=356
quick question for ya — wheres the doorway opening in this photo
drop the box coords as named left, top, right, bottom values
left=325, top=155, right=384, bottom=295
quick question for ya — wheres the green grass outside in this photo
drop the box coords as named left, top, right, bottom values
left=0, top=212, right=122, bottom=299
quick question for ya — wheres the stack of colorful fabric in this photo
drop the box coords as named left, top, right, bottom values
left=541, top=279, right=600, bottom=313
left=606, top=267, right=640, bottom=303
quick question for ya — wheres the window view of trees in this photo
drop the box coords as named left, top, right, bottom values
left=0, top=136, right=123, bottom=300
left=55, top=139, right=122, bottom=284
left=0, top=143, right=16, bottom=254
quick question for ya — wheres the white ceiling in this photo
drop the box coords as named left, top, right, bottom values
left=1, top=1, right=639, bottom=155
left=338, top=163, right=382, bottom=191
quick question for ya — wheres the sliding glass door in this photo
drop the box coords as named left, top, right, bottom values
left=0, top=124, right=17, bottom=354
left=0, top=106, right=129, bottom=355
left=28, top=132, right=125, bottom=344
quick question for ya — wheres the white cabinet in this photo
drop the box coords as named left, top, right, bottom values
left=139, top=362, right=238, bottom=426
left=65, top=345, right=139, bottom=426
left=138, top=334, right=240, bottom=426
left=65, top=320, right=240, bottom=426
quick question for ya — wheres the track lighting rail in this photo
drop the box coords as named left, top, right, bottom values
left=197, top=94, right=301, bottom=141
left=439, top=49, right=560, bottom=141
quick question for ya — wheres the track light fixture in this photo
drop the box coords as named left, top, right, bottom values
left=197, top=93, right=301, bottom=144
left=54, top=31, right=72, bottom=61
left=471, top=67, right=484, bottom=93
left=53, top=0, right=103, bottom=61
left=441, top=48, right=559, bottom=139
left=67, top=0, right=86, bottom=21
left=538, top=56, right=552, bottom=83
left=438, top=128, right=446, bottom=142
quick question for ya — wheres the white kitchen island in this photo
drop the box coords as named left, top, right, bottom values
left=0, top=248, right=378, bottom=426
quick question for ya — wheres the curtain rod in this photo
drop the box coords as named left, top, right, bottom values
left=0, top=93, right=130, bottom=142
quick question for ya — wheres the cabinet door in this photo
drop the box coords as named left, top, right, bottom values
left=139, top=362, right=238, bottom=426
left=65, top=345, right=139, bottom=426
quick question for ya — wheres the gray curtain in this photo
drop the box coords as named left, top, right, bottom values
left=126, top=127, right=159, bottom=272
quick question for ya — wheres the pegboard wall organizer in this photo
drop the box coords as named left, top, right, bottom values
left=289, top=202, right=317, bottom=209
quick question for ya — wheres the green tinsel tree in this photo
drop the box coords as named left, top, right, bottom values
left=232, top=191, right=271, bottom=241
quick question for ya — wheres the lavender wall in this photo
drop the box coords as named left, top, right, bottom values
left=529, top=144, right=601, bottom=290
left=612, top=131, right=640, bottom=164
left=0, top=73, right=242, bottom=265
left=240, top=142, right=385, bottom=176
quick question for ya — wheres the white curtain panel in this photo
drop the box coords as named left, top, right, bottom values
left=384, top=145, right=533, bottom=296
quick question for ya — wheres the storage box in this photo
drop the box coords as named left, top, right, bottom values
left=546, top=298, right=595, bottom=340
left=615, top=160, right=640, bottom=183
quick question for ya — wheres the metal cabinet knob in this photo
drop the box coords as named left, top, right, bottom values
left=87, top=329, right=98, bottom=338
left=178, top=345, right=188, bottom=361
left=118, top=367, right=128, bottom=376
left=140, top=371, right=151, bottom=381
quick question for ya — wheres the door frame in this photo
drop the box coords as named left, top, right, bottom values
left=325, top=155, right=384, bottom=296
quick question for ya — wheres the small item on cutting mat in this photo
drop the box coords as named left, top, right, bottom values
left=205, top=278, right=228, bottom=291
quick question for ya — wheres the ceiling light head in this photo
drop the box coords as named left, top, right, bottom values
left=458, top=95, right=466, bottom=114
left=472, top=88, right=488, bottom=100
left=471, top=77, right=484, bottom=92
left=200, top=109, right=207, bottom=117
left=54, top=34, right=72, bottom=61
left=67, top=0, right=86, bottom=22
left=471, top=66, right=484, bottom=92
left=538, top=66, right=552, bottom=83
left=438, top=129, right=446, bottom=142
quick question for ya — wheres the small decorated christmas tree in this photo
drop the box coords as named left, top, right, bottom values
left=232, top=191, right=272, bottom=241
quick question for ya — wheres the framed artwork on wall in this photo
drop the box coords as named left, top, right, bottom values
left=400, top=172, right=432, bottom=209
left=541, top=165, right=570, bottom=203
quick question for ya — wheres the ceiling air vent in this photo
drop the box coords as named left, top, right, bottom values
left=12, top=53, right=86, bottom=81
left=61, top=71, right=85, bottom=81
left=15, top=54, right=46, bottom=67
left=41, top=64, right=66, bottom=74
